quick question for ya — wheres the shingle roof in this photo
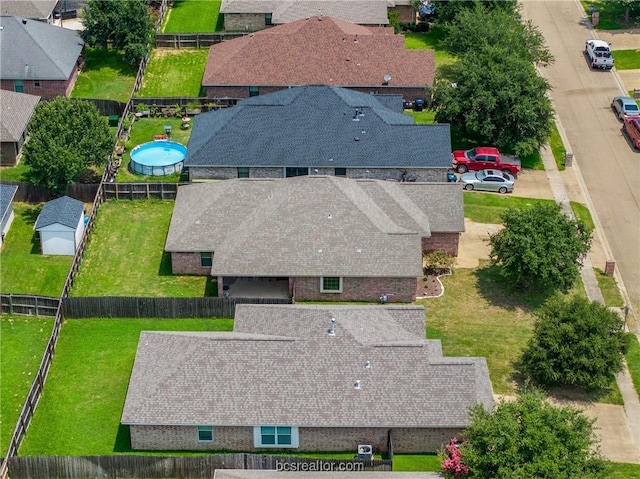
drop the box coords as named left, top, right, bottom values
left=0, top=1, right=57, bottom=20
left=202, top=16, right=434, bottom=89
left=0, top=184, right=18, bottom=224
left=215, top=470, right=445, bottom=479
left=0, top=15, right=84, bottom=80
left=121, top=304, right=493, bottom=427
left=186, top=85, right=450, bottom=169
left=34, top=195, right=84, bottom=230
left=220, top=1, right=390, bottom=25
left=165, top=176, right=463, bottom=277
left=0, top=89, right=40, bottom=142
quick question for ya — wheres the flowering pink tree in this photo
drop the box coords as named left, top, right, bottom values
left=441, top=439, right=470, bottom=478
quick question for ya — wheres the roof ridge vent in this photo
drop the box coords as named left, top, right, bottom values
left=327, top=318, right=336, bottom=336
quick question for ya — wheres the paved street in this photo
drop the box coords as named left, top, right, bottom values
left=520, top=0, right=640, bottom=322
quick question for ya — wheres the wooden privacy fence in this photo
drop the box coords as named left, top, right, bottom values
left=8, top=454, right=391, bottom=479
left=0, top=295, right=60, bottom=317
left=102, top=182, right=184, bottom=200
left=5, top=182, right=99, bottom=204
left=155, top=32, right=247, bottom=48
left=131, top=97, right=239, bottom=109
left=63, top=296, right=292, bottom=318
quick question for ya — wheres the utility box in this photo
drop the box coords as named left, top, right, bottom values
left=591, top=11, right=599, bottom=27
left=108, top=115, right=119, bottom=127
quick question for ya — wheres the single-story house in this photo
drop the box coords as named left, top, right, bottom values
left=203, top=16, right=434, bottom=101
left=121, top=304, right=494, bottom=452
left=0, top=184, right=19, bottom=246
left=0, top=89, right=41, bottom=166
left=0, top=15, right=84, bottom=98
left=34, top=195, right=84, bottom=255
left=186, top=85, right=449, bottom=182
left=166, top=176, right=463, bottom=302
left=0, top=0, right=59, bottom=23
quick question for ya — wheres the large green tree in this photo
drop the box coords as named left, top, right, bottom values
left=81, top=0, right=154, bottom=65
left=432, top=45, right=553, bottom=156
left=520, top=296, right=629, bottom=390
left=488, top=203, right=592, bottom=292
left=23, top=98, right=112, bottom=194
left=425, top=0, right=517, bottom=24
left=458, top=389, right=609, bottom=478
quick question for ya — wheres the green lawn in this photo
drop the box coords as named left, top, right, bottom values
left=549, top=121, right=567, bottom=171
left=463, top=193, right=555, bottom=224
left=625, top=333, right=640, bottom=398
left=404, top=110, right=437, bottom=124
left=404, top=27, right=456, bottom=67
left=71, top=48, right=137, bottom=103
left=612, top=49, right=640, bottom=70
left=70, top=200, right=208, bottom=297
left=0, top=315, right=54, bottom=454
left=393, top=454, right=440, bottom=471
left=593, top=268, right=625, bottom=307
left=581, top=0, right=640, bottom=29
left=163, top=0, right=223, bottom=32
left=19, top=318, right=232, bottom=455
left=610, top=462, right=640, bottom=478
left=518, top=150, right=544, bottom=170
left=0, top=204, right=73, bottom=296
left=570, top=201, right=595, bottom=231
left=136, top=49, right=209, bottom=98
left=0, top=162, right=30, bottom=183
left=116, top=117, right=192, bottom=183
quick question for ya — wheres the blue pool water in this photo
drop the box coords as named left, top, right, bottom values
left=130, top=140, right=187, bottom=176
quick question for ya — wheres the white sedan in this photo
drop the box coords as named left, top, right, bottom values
left=460, top=169, right=515, bottom=194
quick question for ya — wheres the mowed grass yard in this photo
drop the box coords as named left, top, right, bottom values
left=136, top=49, right=209, bottom=97
left=0, top=204, right=73, bottom=296
left=70, top=200, right=208, bottom=297
left=0, top=315, right=54, bottom=453
left=71, top=48, right=137, bottom=103
left=19, top=318, right=232, bottom=455
left=404, top=26, right=455, bottom=67
left=163, top=0, right=223, bottom=32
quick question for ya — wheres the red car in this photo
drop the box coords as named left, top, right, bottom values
left=623, top=118, right=640, bottom=150
left=451, top=146, right=521, bottom=176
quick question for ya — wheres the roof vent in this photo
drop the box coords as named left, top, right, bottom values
left=354, top=380, right=361, bottom=389
left=327, top=214, right=332, bottom=219
left=354, top=34, right=358, bottom=43
left=354, top=137, right=360, bottom=141
left=365, top=360, right=371, bottom=369
left=383, top=74, right=392, bottom=85
left=327, top=318, right=336, bottom=336
left=22, top=19, right=27, bottom=25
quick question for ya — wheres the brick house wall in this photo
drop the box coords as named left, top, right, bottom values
left=422, top=233, right=460, bottom=257
left=171, top=252, right=212, bottom=275
left=1, top=142, right=19, bottom=166
left=224, top=13, right=270, bottom=32
left=0, top=65, right=79, bottom=99
left=129, top=425, right=457, bottom=452
left=206, top=85, right=427, bottom=102
left=294, top=276, right=418, bottom=303
left=388, top=5, right=416, bottom=23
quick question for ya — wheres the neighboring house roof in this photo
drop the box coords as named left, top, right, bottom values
left=220, top=0, right=390, bottom=25
left=0, top=15, right=84, bottom=80
left=165, top=176, right=463, bottom=277
left=0, top=1, right=58, bottom=20
left=0, top=184, right=19, bottom=225
left=34, top=195, right=83, bottom=230
left=0, top=89, right=41, bottom=142
left=122, top=304, right=493, bottom=427
left=215, top=471, right=444, bottom=479
left=186, top=85, right=450, bottom=169
left=202, top=16, right=434, bottom=89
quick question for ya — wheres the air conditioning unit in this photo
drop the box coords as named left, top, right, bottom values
left=356, top=445, right=373, bottom=460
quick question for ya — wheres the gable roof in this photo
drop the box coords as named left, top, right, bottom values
left=202, top=16, right=434, bottom=89
left=220, top=1, right=390, bottom=25
left=0, top=1, right=58, bottom=20
left=0, top=184, right=19, bottom=224
left=186, top=85, right=450, bottom=169
left=34, top=195, right=83, bottom=230
left=121, top=304, right=493, bottom=427
left=0, top=15, right=84, bottom=80
left=165, top=176, right=463, bottom=277
left=0, top=89, right=41, bottom=142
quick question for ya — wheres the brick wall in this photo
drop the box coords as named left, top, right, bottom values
left=294, top=276, right=418, bottom=303
left=206, top=85, right=428, bottom=102
left=223, top=13, right=268, bottom=32
left=130, top=425, right=455, bottom=453
left=422, top=233, right=459, bottom=257
left=389, top=5, right=416, bottom=23
left=1, top=142, right=18, bottom=166
left=190, top=167, right=283, bottom=181
left=0, top=76, right=75, bottom=99
left=171, top=252, right=211, bottom=275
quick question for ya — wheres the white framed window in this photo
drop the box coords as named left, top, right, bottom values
left=197, top=425, right=213, bottom=442
left=253, top=426, right=299, bottom=448
left=200, top=252, right=212, bottom=267
left=320, top=276, right=342, bottom=293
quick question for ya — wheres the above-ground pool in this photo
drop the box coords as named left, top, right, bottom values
left=130, top=140, right=187, bottom=176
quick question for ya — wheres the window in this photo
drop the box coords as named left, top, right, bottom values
left=197, top=425, right=213, bottom=442
left=249, top=86, right=259, bottom=97
left=14, top=80, right=24, bottom=93
left=200, top=252, right=212, bottom=267
left=33, top=80, right=41, bottom=87
left=265, top=12, right=273, bottom=25
left=285, top=167, right=309, bottom=178
left=334, top=168, right=347, bottom=177
left=254, top=426, right=299, bottom=447
left=238, top=167, right=249, bottom=178
left=321, top=276, right=342, bottom=293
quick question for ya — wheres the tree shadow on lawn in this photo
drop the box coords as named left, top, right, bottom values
left=16, top=207, right=43, bottom=255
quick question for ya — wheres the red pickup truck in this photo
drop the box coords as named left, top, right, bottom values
left=452, top=146, right=521, bottom=176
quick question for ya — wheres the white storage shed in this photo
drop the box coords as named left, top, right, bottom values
left=34, top=196, right=85, bottom=256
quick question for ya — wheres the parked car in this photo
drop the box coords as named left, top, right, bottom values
left=611, top=96, right=640, bottom=121
left=452, top=146, right=521, bottom=176
left=623, top=117, right=640, bottom=150
left=584, top=39, right=614, bottom=70
left=460, top=169, right=515, bottom=194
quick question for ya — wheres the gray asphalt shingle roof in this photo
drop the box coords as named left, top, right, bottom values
left=185, top=85, right=450, bottom=169
left=0, top=89, right=41, bottom=142
left=121, top=304, right=493, bottom=427
left=0, top=15, right=84, bottom=80
left=34, top=195, right=83, bottom=230
left=0, top=184, right=18, bottom=224
left=165, top=176, right=463, bottom=277
left=0, top=1, right=57, bottom=20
